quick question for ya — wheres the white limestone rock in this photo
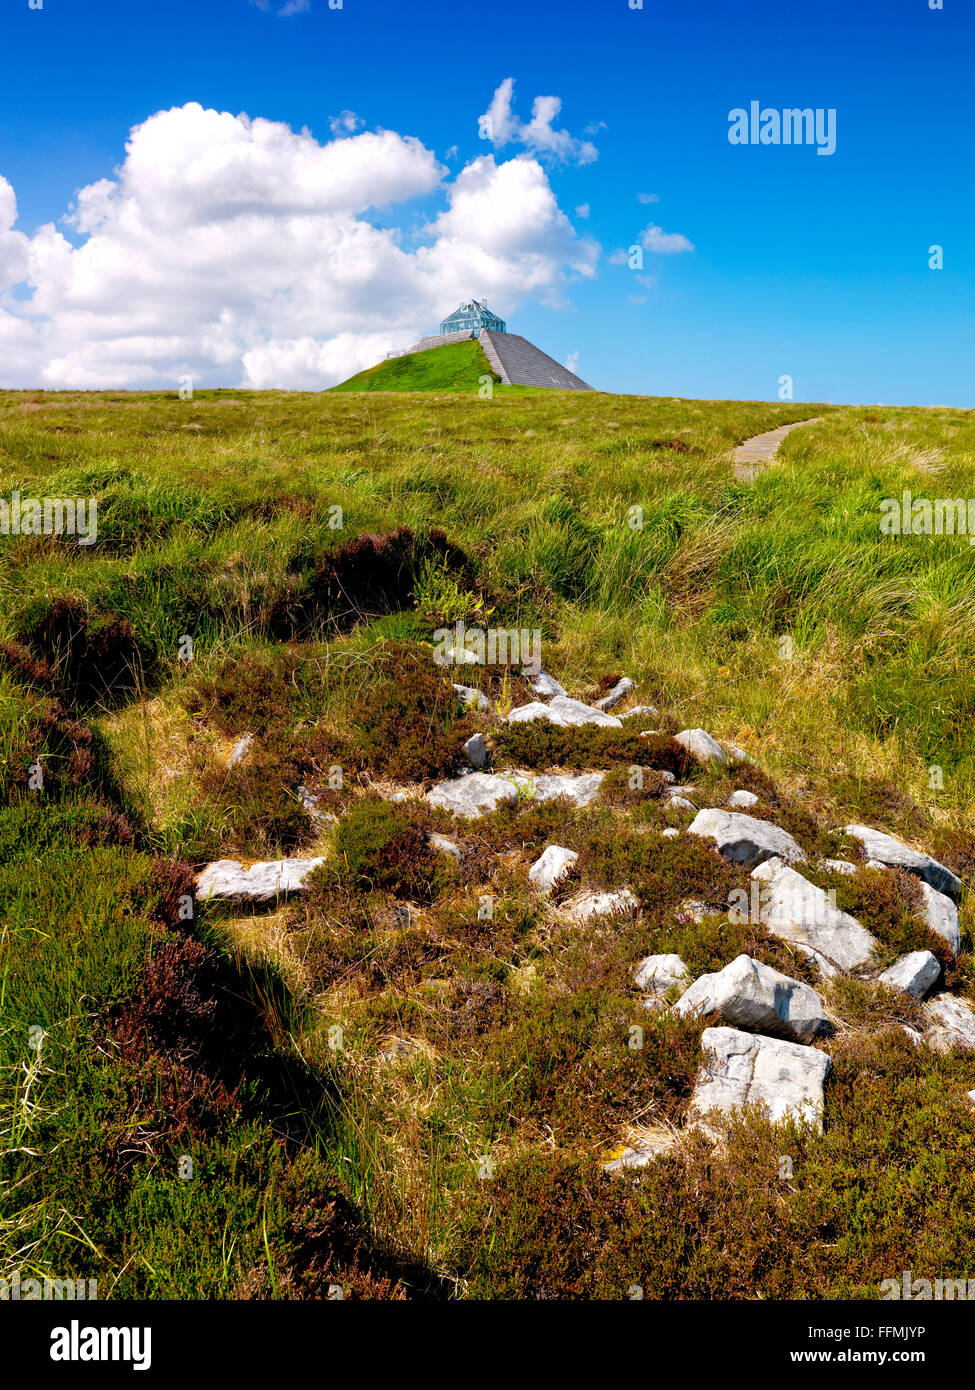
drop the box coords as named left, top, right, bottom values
left=442, top=645, right=480, bottom=665
left=525, top=670, right=567, bottom=699
left=673, top=954, right=828, bottom=1043
left=689, top=808, right=806, bottom=868
left=751, top=859, right=877, bottom=972
left=508, top=695, right=622, bottom=729
left=603, top=1133, right=678, bottom=1173
left=922, top=994, right=975, bottom=1053
left=196, top=856, right=325, bottom=903
left=567, top=888, right=639, bottom=922
left=227, top=733, right=254, bottom=767
left=675, top=728, right=730, bottom=766
left=676, top=899, right=723, bottom=924
left=595, top=676, right=635, bottom=711
left=426, top=772, right=519, bottom=818
left=621, top=704, right=659, bottom=722
left=529, top=845, right=578, bottom=894
left=793, top=943, right=841, bottom=980
left=453, top=683, right=493, bottom=712
left=297, top=784, right=337, bottom=828
left=842, top=824, right=961, bottom=900
left=462, top=732, right=487, bottom=769
left=430, top=833, right=463, bottom=862
left=634, top=953, right=690, bottom=997
left=689, top=1026, right=831, bottom=1132
left=727, top=789, right=759, bottom=808
left=876, top=951, right=941, bottom=1000
left=917, top=881, right=962, bottom=956
left=823, top=857, right=858, bottom=876
left=507, top=770, right=605, bottom=808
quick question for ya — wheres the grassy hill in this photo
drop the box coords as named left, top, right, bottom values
left=331, top=338, right=502, bottom=392
left=1, top=386, right=974, bottom=1299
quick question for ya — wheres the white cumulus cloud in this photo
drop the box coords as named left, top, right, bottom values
left=0, top=100, right=601, bottom=389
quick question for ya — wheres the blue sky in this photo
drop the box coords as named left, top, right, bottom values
left=0, top=0, right=971, bottom=403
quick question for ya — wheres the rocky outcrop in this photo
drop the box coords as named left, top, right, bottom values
left=567, top=888, right=639, bottom=922
left=462, top=733, right=487, bottom=769
left=689, top=809, right=806, bottom=868
left=876, top=951, right=941, bottom=1000
left=842, top=825, right=961, bottom=900
left=689, top=1026, right=831, bottom=1132
left=752, top=859, right=877, bottom=972
left=426, top=769, right=605, bottom=817
left=426, top=772, right=520, bottom=817
left=673, top=953, right=828, bottom=1043
left=453, top=683, right=493, bottom=712
left=675, top=729, right=730, bottom=766
left=917, top=882, right=962, bottom=956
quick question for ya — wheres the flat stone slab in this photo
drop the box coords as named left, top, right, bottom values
left=508, top=695, right=622, bottom=728
left=877, top=951, right=941, bottom=1000
left=922, top=994, right=975, bottom=1052
left=634, top=953, right=690, bottom=997
left=689, top=1026, right=831, bottom=1132
left=918, top=881, right=961, bottom=956
left=508, top=770, right=605, bottom=807
left=529, top=845, right=578, bottom=893
left=426, top=772, right=520, bottom=817
left=842, top=824, right=961, bottom=900
left=752, top=859, right=877, bottom=972
left=426, top=769, right=604, bottom=817
left=196, top=856, right=326, bottom=903
left=689, top=808, right=806, bottom=868
left=674, top=953, right=828, bottom=1043
left=567, top=888, right=639, bottom=922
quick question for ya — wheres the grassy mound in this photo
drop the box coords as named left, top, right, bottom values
left=331, top=338, right=500, bottom=393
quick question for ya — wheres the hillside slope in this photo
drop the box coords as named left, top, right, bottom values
left=2, top=387, right=973, bottom=1300
left=332, top=338, right=500, bottom=392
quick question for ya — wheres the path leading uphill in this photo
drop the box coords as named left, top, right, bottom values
left=732, top=417, right=823, bottom=480
left=478, top=330, right=594, bottom=391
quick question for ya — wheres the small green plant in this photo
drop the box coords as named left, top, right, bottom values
left=413, top=556, right=491, bottom=628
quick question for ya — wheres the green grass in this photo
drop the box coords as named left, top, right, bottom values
left=330, top=338, right=501, bottom=392
left=2, top=384, right=974, bottom=1299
